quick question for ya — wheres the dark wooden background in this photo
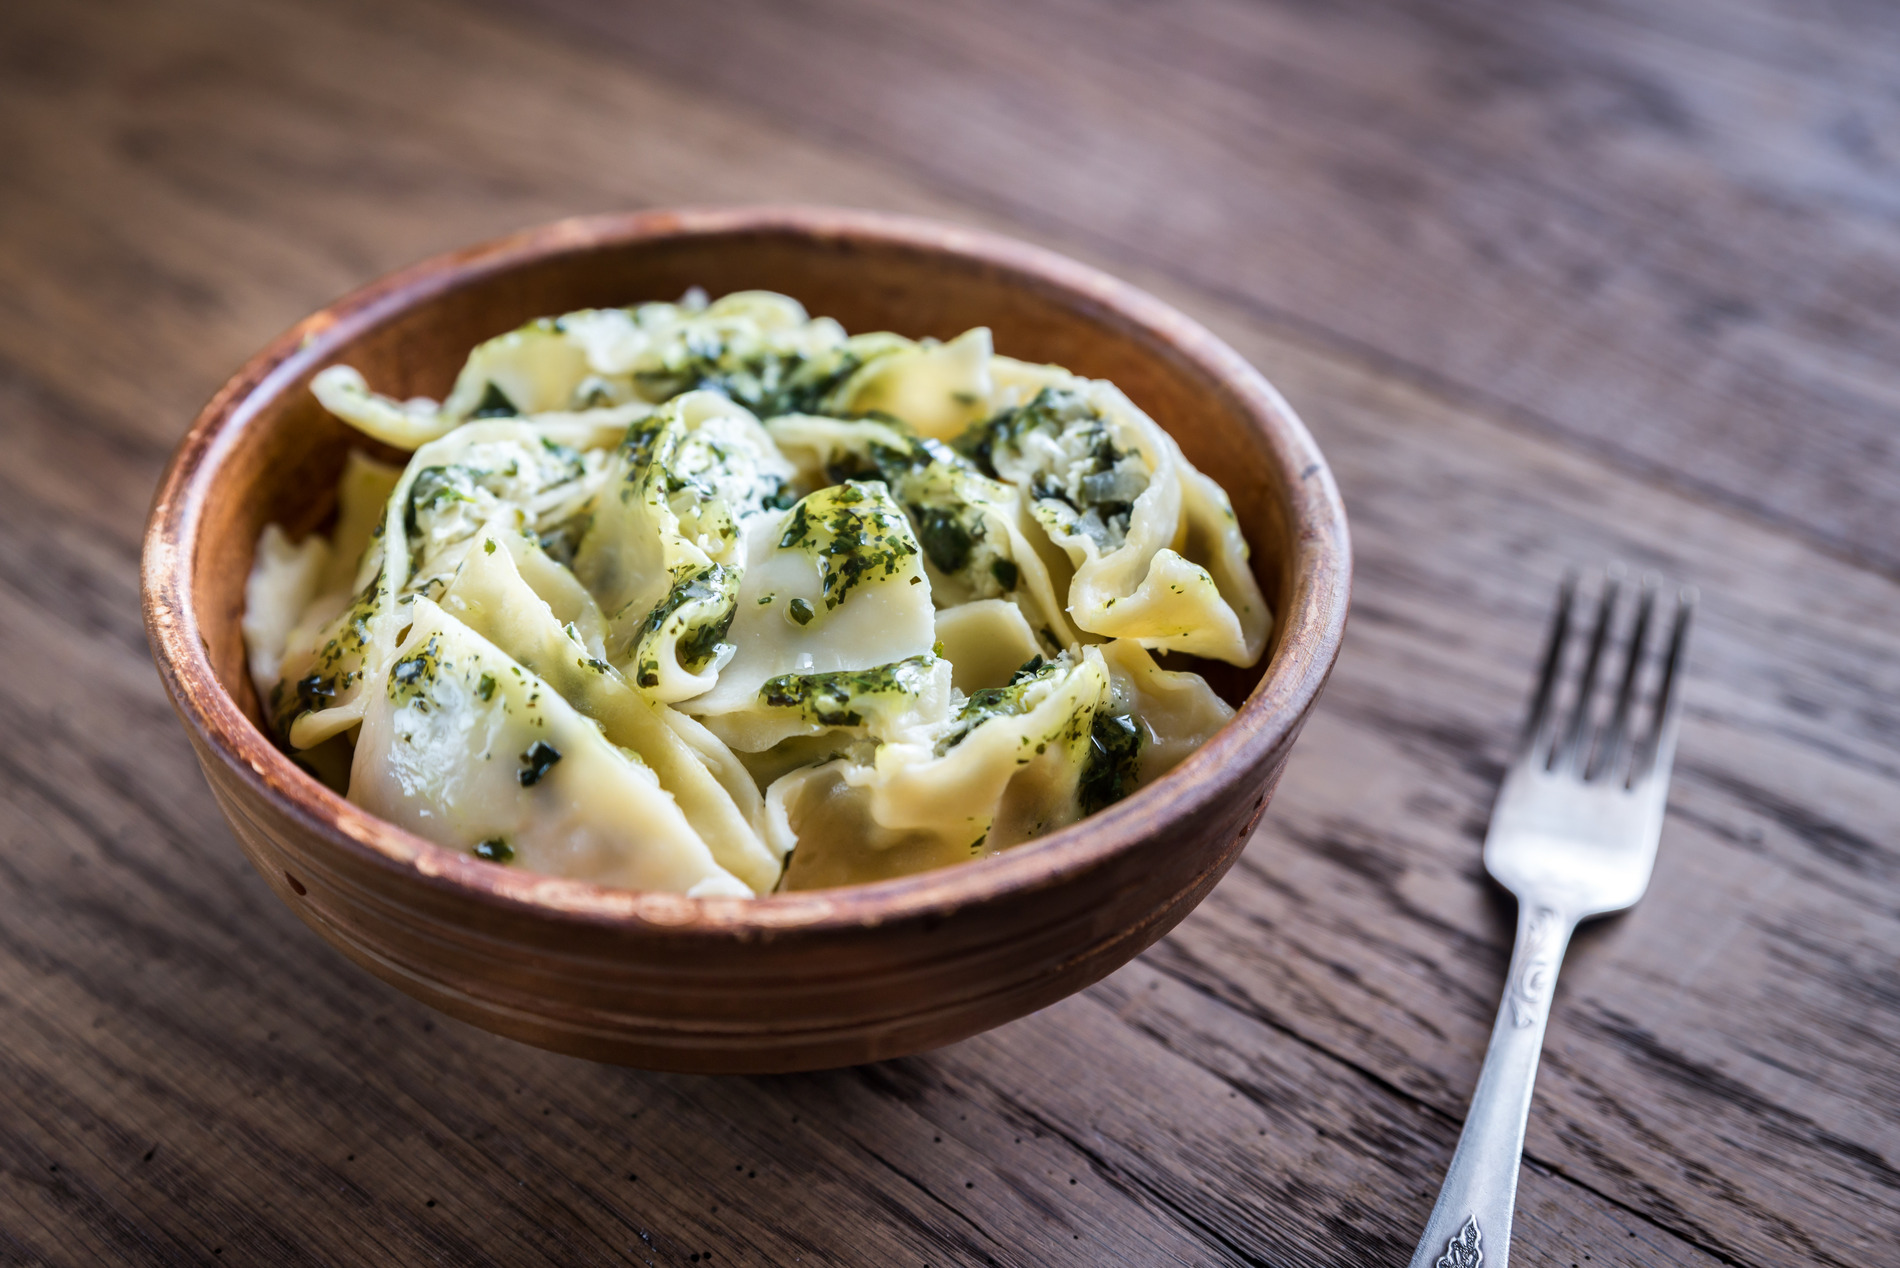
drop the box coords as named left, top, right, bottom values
left=3, top=1, right=1897, bottom=1264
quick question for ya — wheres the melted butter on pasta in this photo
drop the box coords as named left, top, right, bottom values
left=245, top=289, right=1273, bottom=896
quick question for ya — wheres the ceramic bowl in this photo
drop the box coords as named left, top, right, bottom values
left=141, top=207, right=1351, bottom=1072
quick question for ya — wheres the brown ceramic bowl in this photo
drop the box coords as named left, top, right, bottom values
left=141, top=207, right=1351, bottom=1073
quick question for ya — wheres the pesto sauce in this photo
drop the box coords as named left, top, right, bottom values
left=405, top=465, right=474, bottom=538
left=954, top=387, right=1147, bottom=549
left=759, top=655, right=937, bottom=728
left=642, top=340, right=867, bottom=419
left=934, top=656, right=1062, bottom=755
left=777, top=482, right=921, bottom=611
left=912, top=504, right=975, bottom=576
left=633, top=564, right=739, bottom=687
left=386, top=635, right=446, bottom=704
left=1077, top=711, right=1143, bottom=816
left=847, top=434, right=1015, bottom=592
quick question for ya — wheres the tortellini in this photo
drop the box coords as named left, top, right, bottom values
left=245, top=289, right=1270, bottom=897
left=351, top=597, right=752, bottom=897
left=573, top=390, right=796, bottom=702
left=955, top=378, right=1270, bottom=666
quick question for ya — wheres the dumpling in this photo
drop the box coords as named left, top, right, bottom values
left=765, top=414, right=1077, bottom=651
left=572, top=391, right=796, bottom=701
left=1096, top=638, right=1235, bottom=788
left=933, top=600, right=1044, bottom=694
left=626, top=291, right=901, bottom=417
left=243, top=525, right=329, bottom=701
left=272, top=416, right=624, bottom=749
left=679, top=480, right=944, bottom=751
left=768, top=648, right=1113, bottom=889
left=956, top=379, right=1269, bottom=666
left=243, top=451, right=400, bottom=706
left=398, top=416, right=628, bottom=598
left=438, top=532, right=781, bottom=893
left=829, top=327, right=994, bottom=440
left=311, top=313, right=666, bottom=449
left=350, top=596, right=751, bottom=897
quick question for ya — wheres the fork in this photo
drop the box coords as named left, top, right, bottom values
left=1405, top=569, right=1694, bottom=1268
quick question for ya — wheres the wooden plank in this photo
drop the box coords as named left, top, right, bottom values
left=490, top=0, right=1900, bottom=577
left=0, top=0, right=1894, bottom=1264
left=1135, top=289, right=1900, bottom=1267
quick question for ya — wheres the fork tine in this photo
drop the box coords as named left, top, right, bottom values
left=1554, top=567, right=1622, bottom=771
left=1633, top=586, right=1696, bottom=786
left=1594, top=575, right=1657, bottom=781
left=1519, top=571, right=1577, bottom=763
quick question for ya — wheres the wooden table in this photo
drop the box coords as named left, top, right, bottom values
left=4, top=1, right=1896, bottom=1263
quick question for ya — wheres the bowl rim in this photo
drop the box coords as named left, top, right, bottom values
left=141, top=205, right=1352, bottom=938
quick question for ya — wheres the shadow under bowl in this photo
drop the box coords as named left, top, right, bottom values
left=141, top=207, right=1352, bottom=1073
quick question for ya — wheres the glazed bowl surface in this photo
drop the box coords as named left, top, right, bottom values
left=141, top=207, right=1351, bottom=1073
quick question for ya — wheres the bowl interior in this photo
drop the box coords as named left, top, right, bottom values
left=192, top=218, right=1300, bottom=779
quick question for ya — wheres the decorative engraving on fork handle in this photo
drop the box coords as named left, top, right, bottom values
left=1506, top=907, right=1562, bottom=1028
left=1435, top=1215, right=1483, bottom=1267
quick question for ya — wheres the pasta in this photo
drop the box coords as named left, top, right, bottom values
left=246, top=291, right=1268, bottom=895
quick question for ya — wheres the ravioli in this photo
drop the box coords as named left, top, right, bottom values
left=573, top=391, right=795, bottom=702
left=246, top=288, right=1271, bottom=897
left=679, top=480, right=945, bottom=752
left=351, top=598, right=751, bottom=896
left=767, top=649, right=1112, bottom=890
left=956, top=377, right=1269, bottom=665
left=766, top=414, right=1076, bottom=651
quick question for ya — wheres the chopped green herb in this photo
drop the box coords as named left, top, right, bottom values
left=954, top=387, right=1148, bottom=549
left=517, top=741, right=562, bottom=787
left=777, top=483, right=921, bottom=610
left=1077, top=712, right=1143, bottom=816
left=912, top=505, right=975, bottom=575
left=787, top=597, right=815, bottom=626
left=633, top=565, right=738, bottom=687
left=475, top=672, right=496, bottom=701
left=759, top=655, right=936, bottom=728
left=471, top=381, right=519, bottom=418
left=473, top=837, right=515, bottom=863
left=296, top=673, right=338, bottom=706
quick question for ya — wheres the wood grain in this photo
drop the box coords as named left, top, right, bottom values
left=1, top=0, right=1896, bottom=1264
left=499, top=0, right=1900, bottom=580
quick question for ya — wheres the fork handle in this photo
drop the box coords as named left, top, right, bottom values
left=1405, top=901, right=1575, bottom=1268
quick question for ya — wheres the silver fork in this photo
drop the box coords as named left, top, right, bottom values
left=1405, top=569, right=1694, bottom=1268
